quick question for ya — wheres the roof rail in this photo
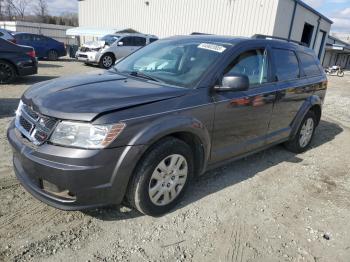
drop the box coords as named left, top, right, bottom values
left=252, top=34, right=308, bottom=47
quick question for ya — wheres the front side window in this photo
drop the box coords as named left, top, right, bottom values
left=272, top=49, right=300, bottom=81
left=298, top=52, right=321, bottom=77
left=120, top=37, right=134, bottom=46
left=225, top=49, right=269, bottom=86
left=114, top=40, right=229, bottom=88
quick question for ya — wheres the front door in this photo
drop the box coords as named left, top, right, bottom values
left=211, top=47, right=276, bottom=163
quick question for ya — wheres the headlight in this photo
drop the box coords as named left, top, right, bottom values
left=50, top=121, right=126, bottom=149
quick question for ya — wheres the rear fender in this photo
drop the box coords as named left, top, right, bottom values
left=290, top=95, right=322, bottom=139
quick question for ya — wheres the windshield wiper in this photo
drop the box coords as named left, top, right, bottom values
left=129, top=71, right=161, bottom=83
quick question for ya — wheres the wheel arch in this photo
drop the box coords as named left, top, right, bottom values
left=128, top=116, right=211, bottom=176
left=290, top=95, right=322, bottom=139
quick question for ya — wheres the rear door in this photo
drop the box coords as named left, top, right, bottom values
left=267, top=48, right=312, bottom=143
left=211, top=44, right=276, bottom=163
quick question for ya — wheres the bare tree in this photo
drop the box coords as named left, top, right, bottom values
left=34, top=0, right=48, bottom=22
left=6, top=0, right=30, bottom=19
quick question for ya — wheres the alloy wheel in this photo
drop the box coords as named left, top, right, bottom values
left=299, top=118, right=314, bottom=148
left=102, top=55, right=113, bottom=68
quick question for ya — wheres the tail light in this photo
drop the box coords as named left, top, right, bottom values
left=27, top=50, right=36, bottom=58
left=10, top=39, right=16, bottom=44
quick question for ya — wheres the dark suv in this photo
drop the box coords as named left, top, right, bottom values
left=7, top=35, right=327, bottom=216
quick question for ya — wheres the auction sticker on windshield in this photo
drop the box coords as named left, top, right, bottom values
left=198, top=43, right=226, bottom=53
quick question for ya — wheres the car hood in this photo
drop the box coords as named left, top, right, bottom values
left=22, top=71, right=189, bottom=122
left=81, top=40, right=106, bottom=49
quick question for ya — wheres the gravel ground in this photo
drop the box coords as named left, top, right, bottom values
left=0, top=60, right=350, bottom=262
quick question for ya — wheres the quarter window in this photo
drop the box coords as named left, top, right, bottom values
left=225, top=49, right=269, bottom=86
left=272, top=49, right=300, bottom=81
left=298, top=52, right=321, bottom=77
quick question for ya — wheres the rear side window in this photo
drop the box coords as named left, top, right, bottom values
left=133, top=37, right=146, bottom=46
left=298, top=52, right=321, bottom=77
left=272, top=49, right=300, bottom=81
left=150, top=38, right=158, bottom=43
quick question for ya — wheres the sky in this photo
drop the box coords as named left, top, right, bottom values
left=304, top=0, right=350, bottom=32
left=49, top=0, right=350, bottom=32
left=46, top=0, right=78, bottom=15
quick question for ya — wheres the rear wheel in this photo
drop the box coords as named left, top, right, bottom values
left=284, top=111, right=316, bottom=153
left=0, top=61, right=16, bottom=84
left=126, top=137, right=194, bottom=216
left=47, top=50, right=59, bottom=61
left=99, top=53, right=115, bottom=69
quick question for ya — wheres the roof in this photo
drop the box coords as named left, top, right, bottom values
left=164, top=35, right=315, bottom=54
left=66, top=27, right=139, bottom=37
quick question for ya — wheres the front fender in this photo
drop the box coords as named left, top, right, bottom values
left=128, top=115, right=211, bottom=164
left=290, top=95, right=322, bottom=139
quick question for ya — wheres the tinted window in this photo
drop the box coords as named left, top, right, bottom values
left=121, top=37, right=134, bottom=46
left=0, top=32, right=3, bottom=37
left=133, top=37, right=146, bottom=46
left=298, top=52, right=321, bottom=76
left=272, top=49, right=300, bottom=81
left=225, top=49, right=269, bottom=85
left=150, top=38, right=158, bottom=43
left=32, top=35, right=46, bottom=41
left=17, top=34, right=32, bottom=41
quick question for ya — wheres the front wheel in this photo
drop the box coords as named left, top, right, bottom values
left=126, top=137, right=194, bottom=216
left=99, top=53, right=115, bottom=69
left=0, top=61, right=16, bottom=84
left=337, top=70, right=344, bottom=77
left=284, top=111, right=317, bottom=153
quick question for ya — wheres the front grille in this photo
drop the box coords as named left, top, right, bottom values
left=15, top=101, right=57, bottom=145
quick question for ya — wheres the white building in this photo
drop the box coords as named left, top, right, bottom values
left=78, top=0, right=332, bottom=60
left=0, top=21, right=78, bottom=45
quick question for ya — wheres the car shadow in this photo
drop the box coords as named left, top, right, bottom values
left=38, top=63, right=63, bottom=68
left=0, top=98, right=20, bottom=119
left=84, top=119, right=343, bottom=221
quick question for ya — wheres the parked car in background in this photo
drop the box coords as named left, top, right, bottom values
left=76, top=33, right=158, bottom=69
left=7, top=35, right=327, bottom=216
left=0, top=38, right=37, bottom=84
left=0, top=29, right=16, bottom=43
left=13, top=33, right=66, bottom=60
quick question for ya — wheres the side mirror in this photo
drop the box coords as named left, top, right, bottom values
left=215, top=73, right=249, bottom=92
left=117, top=41, right=124, bottom=46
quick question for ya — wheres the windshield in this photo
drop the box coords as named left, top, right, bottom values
left=99, top=35, right=120, bottom=45
left=114, top=40, right=229, bottom=88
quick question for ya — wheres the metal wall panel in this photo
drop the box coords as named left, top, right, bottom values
left=79, top=0, right=279, bottom=38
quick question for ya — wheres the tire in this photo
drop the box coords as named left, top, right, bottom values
left=47, top=50, right=59, bottom=61
left=337, top=70, right=344, bottom=77
left=284, top=111, right=317, bottom=153
left=0, top=61, right=17, bottom=84
left=99, top=53, right=115, bottom=69
left=126, top=137, right=194, bottom=216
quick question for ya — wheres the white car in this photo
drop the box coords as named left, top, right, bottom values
left=76, top=33, right=158, bottom=69
left=0, top=29, right=15, bottom=43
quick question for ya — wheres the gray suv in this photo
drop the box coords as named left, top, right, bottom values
left=7, top=35, right=327, bottom=216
